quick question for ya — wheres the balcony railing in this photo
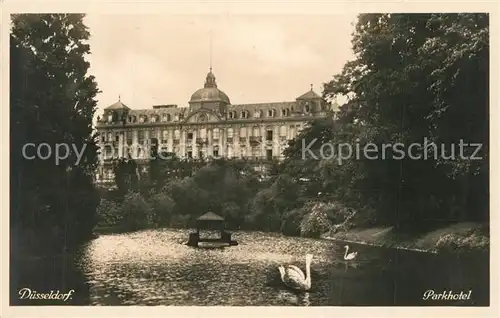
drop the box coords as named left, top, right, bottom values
left=227, top=137, right=233, bottom=143
left=239, top=137, right=247, bottom=143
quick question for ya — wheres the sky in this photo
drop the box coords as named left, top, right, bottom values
left=83, top=14, right=358, bottom=116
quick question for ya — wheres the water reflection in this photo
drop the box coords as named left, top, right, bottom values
left=277, top=290, right=311, bottom=306
left=12, top=228, right=489, bottom=306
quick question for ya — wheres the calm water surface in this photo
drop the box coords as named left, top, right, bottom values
left=13, top=229, right=489, bottom=306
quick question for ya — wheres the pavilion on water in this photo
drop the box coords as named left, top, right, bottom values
left=186, top=212, right=238, bottom=248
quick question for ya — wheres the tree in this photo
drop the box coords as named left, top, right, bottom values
left=113, top=157, right=139, bottom=195
left=316, top=13, right=489, bottom=230
left=247, top=174, right=301, bottom=231
left=149, top=138, right=160, bottom=187
left=10, top=14, right=101, bottom=253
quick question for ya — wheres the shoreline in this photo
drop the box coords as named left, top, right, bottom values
left=321, top=236, right=435, bottom=253
left=93, top=222, right=489, bottom=255
left=320, top=222, right=489, bottom=254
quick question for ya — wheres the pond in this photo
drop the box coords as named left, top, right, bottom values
left=11, top=228, right=489, bottom=306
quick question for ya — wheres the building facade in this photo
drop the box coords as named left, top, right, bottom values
left=95, top=69, right=333, bottom=183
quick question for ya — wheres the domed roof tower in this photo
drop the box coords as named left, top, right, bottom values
left=189, top=68, right=230, bottom=114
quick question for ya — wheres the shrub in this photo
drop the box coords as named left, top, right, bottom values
left=170, top=214, right=191, bottom=228
left=435, top=228, right=490, bottom=253
left=148, top=192, right=175, bottom=227
left=280, top=208, right=306, bottom=236
left=121, top=191, right=152, bottom=231
left=300, top=202, right=333, bottom=238
left=220, top=201, right=242, bottom=228
left=163, top=177, right=210, bottom=216
left=96, top=198, right=123, bottom=227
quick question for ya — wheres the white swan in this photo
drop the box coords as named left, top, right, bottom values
left=278, top=254, right=313, bottom=291
left=343, top=245, right=358, bottom=260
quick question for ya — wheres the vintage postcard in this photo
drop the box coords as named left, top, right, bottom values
left=2, top=0, right=498, bottom=317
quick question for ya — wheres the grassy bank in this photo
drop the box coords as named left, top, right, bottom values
left=321, top=222, right=489, bottom=253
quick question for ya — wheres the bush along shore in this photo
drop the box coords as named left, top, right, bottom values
left=94, top=157, right=489, bottom=255
left=95, top=190, right=489, bottom=254
left=321, top=222, right=490, bottom=254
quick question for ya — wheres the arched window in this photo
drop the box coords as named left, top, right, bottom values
left=174, top=129, right=180, bottom=139
left=267, top=109, right=276, bottom=117
left=227, top=128, right=234, bottom=138
left=305, top=103, right=310, bottom=113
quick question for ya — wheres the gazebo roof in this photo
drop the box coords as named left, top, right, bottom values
left=197, top=212, right=225, bottom=221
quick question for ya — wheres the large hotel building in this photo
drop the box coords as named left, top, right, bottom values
left=95, top=68, right=336, bottom=183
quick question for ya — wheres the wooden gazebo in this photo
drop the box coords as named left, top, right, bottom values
left=186, top=212, right=238, bottom=248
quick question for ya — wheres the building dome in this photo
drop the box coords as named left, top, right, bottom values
left=190, top=87, right=230, bottom=104
left=189, top=69, right=230, bottom=104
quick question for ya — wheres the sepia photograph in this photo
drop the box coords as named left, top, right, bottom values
left=5, top=2, right=493, bottom=313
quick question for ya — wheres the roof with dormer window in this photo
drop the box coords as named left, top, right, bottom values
left=296, top=85, right=321, bottom=100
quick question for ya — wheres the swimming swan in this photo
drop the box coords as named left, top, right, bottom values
left=278, top=254, right=313, bottom=291
left=344, top=245, right=358, bottom=260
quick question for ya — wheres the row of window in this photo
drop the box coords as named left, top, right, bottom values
left=101, top=125, right=301, bottom=142
left=102, top=147, right=278, bottom=161
left=227, top=108, right=300, bottom=119
left=184, top=148, right=276, bottom=160
left=125, top=113, right=183, bottom=123
left=106, top=105, right=315, bottom=124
